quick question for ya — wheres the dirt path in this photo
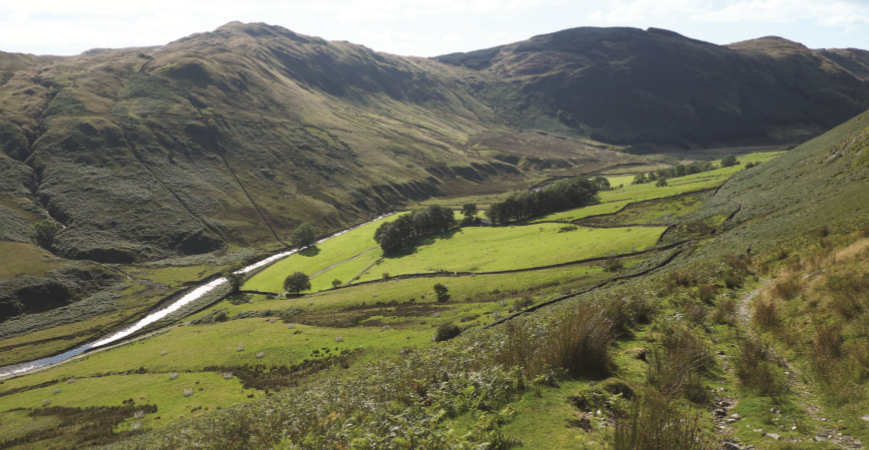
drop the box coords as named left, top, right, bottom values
left=726, top=281, right=864, bottom=449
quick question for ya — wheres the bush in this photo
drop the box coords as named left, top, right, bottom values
left=544, top=304, right=616, bottom=378
left=646, top=328, right=714, bottom=400
left=611, top=389, right=711, bottom=450
left=434, top=323, right=461, bottom=342
left=382, top=272, right=390, bottom=280
left=697, top=284, right=716, bottom=303
left=667, top=271, right=699, bottom=288
left=809, top=326, right=844, bottom=384
left=710, top=298, right=736, bottom=325
left=331, top=279, right=342, bottom=289
left=603, top=255, right=624, bottom=272
left=753, top=299, right=778, bottom=330
left=283, top=272, right=311, bottom=294
left=733, top=338, right=788, bottom=399
left=433, top=283, right=450, bottom=302
left=772, top=278, right=801, bottom=301
left=655, top=177, right=668, bottom=187
left=721, top=154, right=739, bottom=167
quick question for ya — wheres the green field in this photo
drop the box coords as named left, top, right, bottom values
left=525, top=200, right=632, bottom=223
left=354, top=224, right=663, bottom=283
left=243, top=214, right=405, bottom=293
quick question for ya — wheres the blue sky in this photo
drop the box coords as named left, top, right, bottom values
left=1, top=0, right=867, bottom=57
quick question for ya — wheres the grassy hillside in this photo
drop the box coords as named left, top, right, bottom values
left=0, top=106, right=861, bottom=449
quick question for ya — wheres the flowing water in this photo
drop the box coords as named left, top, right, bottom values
left=0, top=213, right=395, bottom=378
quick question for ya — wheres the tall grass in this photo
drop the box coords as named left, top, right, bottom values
left=646, top=328, right=714, bottom=402
left=733, top=338, right=789, bottom=400
left=610, top=389, right=712, bottom=450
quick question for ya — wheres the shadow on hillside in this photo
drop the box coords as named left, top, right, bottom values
left=383, top=228, right=462, bottom=260
left=299, top=246, right=321, bottom=257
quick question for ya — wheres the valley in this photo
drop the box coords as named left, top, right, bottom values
left=2, top=20, right=869, bottom=450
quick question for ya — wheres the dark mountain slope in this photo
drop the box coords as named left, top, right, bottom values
left=435, top=27, right=869, bottom=149
left=816, top=47, right=869, bottom=80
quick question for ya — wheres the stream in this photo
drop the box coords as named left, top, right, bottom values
left=0, top=212, right=396, bottom=378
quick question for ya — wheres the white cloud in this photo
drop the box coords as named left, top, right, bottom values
left=691, top=0, right=869, bottom=28
left=588, top=0, right=710, bottom=23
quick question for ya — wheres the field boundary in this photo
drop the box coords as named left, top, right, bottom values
left=481, top=244, right=687, bottom=329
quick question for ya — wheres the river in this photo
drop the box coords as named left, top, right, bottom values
left=0, top=212, right=395, bottom=378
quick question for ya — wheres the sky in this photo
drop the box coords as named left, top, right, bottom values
left=0, top=0, right=867, bottom=57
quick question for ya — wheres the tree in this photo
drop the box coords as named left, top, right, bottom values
left=656, top=177, right=668, bottom=187
left=721, top=154, right=739, bottom=168
left=461, top=204, right=478, bottom=219
left=33, top=219, right=59, bottom=249
left=283, top=272, right=311, bottom=294
left=291, top=223, right=317, bottom=249
left=226, top=272, right=245, bottom=292
left=331, top=279, right=342, bottom=289
left=592, top=176, right=610, bottom=191
left=433, top=283, right=450, bottom=302
left=631, top=173, right=647, bottom=185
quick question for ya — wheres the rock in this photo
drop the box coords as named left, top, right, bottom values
left=791, top=426, right=797, bottom=430
left=726, top=418, right=738, bottom=424
left=723, top=442, right=742, bottom=450
left=753, top=429, right=763, bottom=432
left=861, top=414, right=869, bottom=422
left=718, top=350, right=726, bottom=355
left=763, top=432, right=780, bottom=440
left=743, top=446, right=755, bottom=450
left=714, top=408, right=728, bottom=416
left=814, top=436, right=825, bottom=442
left=730, top=413, right=741, bottom=420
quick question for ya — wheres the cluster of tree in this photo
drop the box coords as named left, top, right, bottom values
left=484, top=177, right=599, bottom=224
left=631, top=160, right=719, bottom=185
left=374, top=205, right=457, bottom=253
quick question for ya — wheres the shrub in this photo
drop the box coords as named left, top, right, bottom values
left=515, top=297, right=535, bottom=310
left=283, top=272, right=311, bottom=294
left=611, top=389, right=711, bottom=450
left=603, top=255, right=624, bottom=272
left=434, top=323, right=461, bottom=342
left=710, top=298, right=736, bottom=325
left=772, top=278, right=801, bottom=301
left=825, top=273, right=869, bottom=319
left=683, top=302, right=707, bottom=325
left=544, top=304, right=616, bottom=378
left=667, top=271, right=699, bottom=288
left=331, top=279, right=342, bottom=289
left=809, top=326, right=844, bottom=384
left=655, top=177, right=668, bottom=187
left=646, top=328, right=714, bottom=399
left=721, top=154, right=739, bottom=167
left=214, top=311, right=229, bottom=323
left=382, top=272, right=390, bottom=280
left=697, top=284, right=716, bottom=303
left=558, top=225, right=578, bottom=233
left=753, top=299, right=778, bottom=330
left=733, top=338, right=788, bottom=399
left=433, top=283, right=450, bottom=302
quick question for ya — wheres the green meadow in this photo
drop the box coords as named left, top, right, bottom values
left=354, top=224, right=663, bottom=283
left=242, top=214, right=406, bottom=293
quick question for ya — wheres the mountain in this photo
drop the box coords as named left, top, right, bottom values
left=435, top=27, right=869, bottom=149
left=1, top=22, right=869, bottom=343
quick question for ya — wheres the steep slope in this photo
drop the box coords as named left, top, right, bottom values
left=816, top=47, right=869, bottom=80
left=435, top=27, right=869, bottom=149
left=0, top=22, right=624, bottom=265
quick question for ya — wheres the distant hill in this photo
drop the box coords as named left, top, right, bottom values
left=1, top=22, right=868, bottom=327
left=435, top=27, right=869, bottom=149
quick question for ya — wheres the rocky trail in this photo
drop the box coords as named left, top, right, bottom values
left=712, top=282, right=865, bottom=449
